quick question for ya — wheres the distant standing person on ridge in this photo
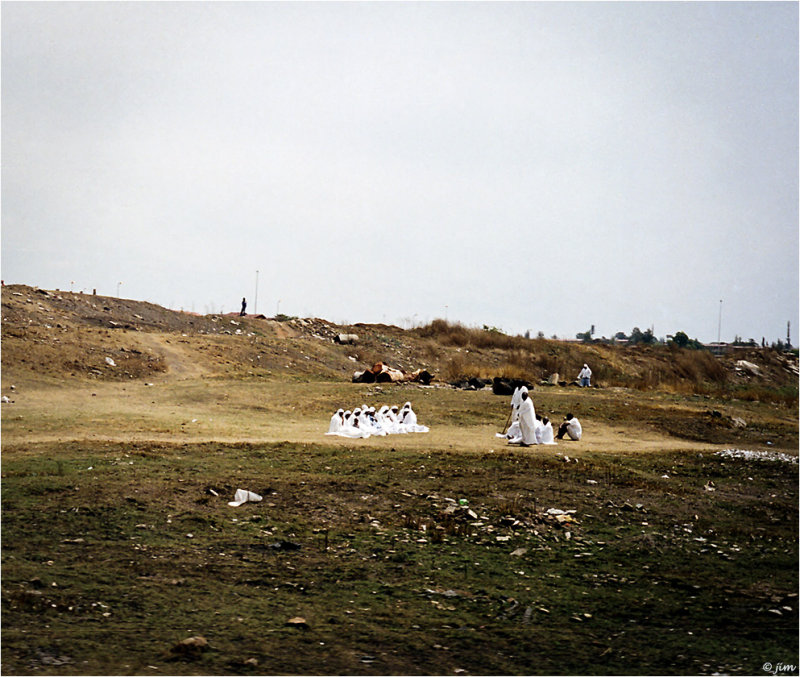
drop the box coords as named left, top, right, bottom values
left=578, top=363, right=592, bottom=387
left=240, top=298, right=247, bottom=316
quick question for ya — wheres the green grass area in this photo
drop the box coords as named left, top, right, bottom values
left=2, top=441, right=797, bottom=675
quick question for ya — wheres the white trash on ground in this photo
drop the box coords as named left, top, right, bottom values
left=228, top=489, right=263, bottom=507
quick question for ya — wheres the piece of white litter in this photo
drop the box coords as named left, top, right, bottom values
left=105, top=357, right=116, bottom=367
left=228, top=489, right=263, bottom=507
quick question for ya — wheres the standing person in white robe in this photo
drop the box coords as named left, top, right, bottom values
left=511, top=387, right=522, bottom=416
left=578, top=364, right=592, bottom=387
left=508, top=386, right=538, bottom=445
left=510, top=386, right=522, bottom=424
left=517, top=387, right=538, bottom=445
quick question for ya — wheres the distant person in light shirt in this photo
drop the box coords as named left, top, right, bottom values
left=578, top=364, right=592, bottom=387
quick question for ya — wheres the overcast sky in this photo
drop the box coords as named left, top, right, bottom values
left=2, top=1, right=797, bottom=343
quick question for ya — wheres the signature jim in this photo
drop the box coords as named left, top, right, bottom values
left=763, top=663, right=797, bottom=676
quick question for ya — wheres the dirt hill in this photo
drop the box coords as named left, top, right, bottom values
left=3, top=284, right=797, bottom=397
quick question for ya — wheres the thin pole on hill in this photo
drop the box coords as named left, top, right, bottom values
left=718, top=299, right=723, bottom=344
left=254, top=269, right=259, bottom=314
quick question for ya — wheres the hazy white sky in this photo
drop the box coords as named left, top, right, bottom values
left=2, top=1, right=797, bottom=343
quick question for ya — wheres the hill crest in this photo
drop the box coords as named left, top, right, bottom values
left=2, top=284, right=797, bottom=405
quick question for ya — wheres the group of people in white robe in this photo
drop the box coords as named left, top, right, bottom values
left=326, top=402, right=429, bottom=438
left=497, top=385, right=582, bottom=446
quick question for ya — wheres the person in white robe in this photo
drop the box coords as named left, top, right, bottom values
left=517, top=388, right=538, bottom=445
left=326, top=409, right=344, bottom=434
left=508, top=386, right=538, bottom=445
left=500, top=420, right=521, bottom=440
left=376, top=405, right=390, bottom=430
left=556, top=414, right=582, bottom=440
left=578, top=364, right=592, bottom=387
left=330, top=408, right=369, bottom=438
left=534, top=415, right=544, bottom=445
left=354, top=410, right=373, bottom=438
left=540, top=416, right=556, bottom=444
left=510, top=387, right=522, bottom=422
left=365, top=407, right=387, bottom=436
left=400, top=402, right=429, bottom=433
left=496, top=389, right=522, bottom=439
left=389, top=406, right=408, bottom=433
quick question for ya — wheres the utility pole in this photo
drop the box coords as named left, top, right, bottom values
left=787, top=321, right=791, bottom=350
left=254, top=270, right=259, bottom=315
left=717, top=299, right=723, bottom=345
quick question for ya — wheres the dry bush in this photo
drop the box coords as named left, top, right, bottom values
left=627, top=348, right=730, bottom=393
left=672, top=350, right=727, bottom=384
left=731, top=385, right=799, bottom=407
left=414, top=320, right=529, bottom=352
left=417, top=338, right=442, bottom=363
left=415, top=319, right=470, bottom=347
left=495, top=363, right=536, bottom=381
left=440, top=352, right=500, bottom=381
left=440, top=354, right=472, bottom=381
left=354, top=348, right=382, bottom=367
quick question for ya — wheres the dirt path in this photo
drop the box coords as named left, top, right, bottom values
left=134, top=333, right=210, bottom=381
left=3, top=377, right=795, bottom=458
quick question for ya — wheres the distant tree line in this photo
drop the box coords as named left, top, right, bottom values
left=575, top=326, right=660, bottom=345
left=568, top=327, right=794, bottom=353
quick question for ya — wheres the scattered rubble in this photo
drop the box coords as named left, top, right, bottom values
left=715, top=448, right=798, bottom=464
left=170, top=636, right=208, bottom=658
